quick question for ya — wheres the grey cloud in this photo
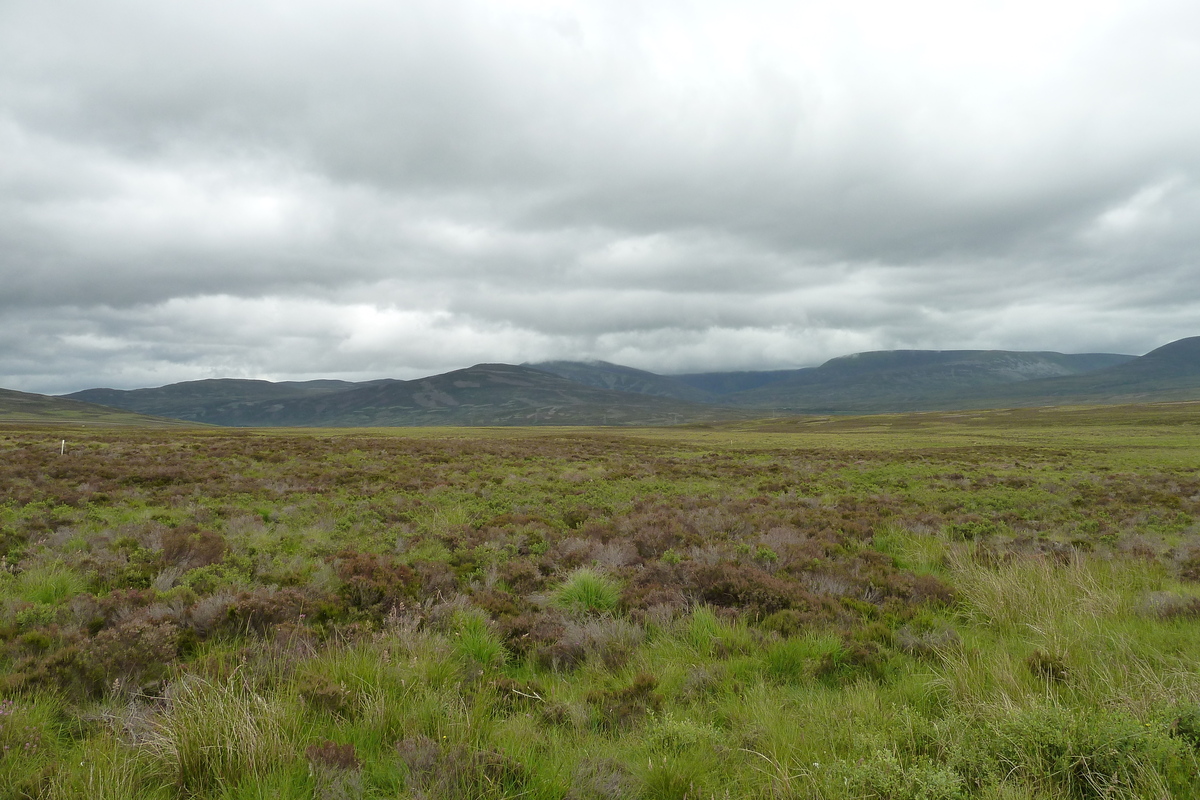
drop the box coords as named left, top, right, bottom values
left=2, top=0, right=1199, bottom=393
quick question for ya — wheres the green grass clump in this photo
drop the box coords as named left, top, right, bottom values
left=763, top=633, right=838, bottom=684
left=142, top=677, right=300, bottom=795
left=552, top=567, right=622, bottom=616
left=10, top=563, right=86, bottom=605
left=453, top=608, right=508, bottom=669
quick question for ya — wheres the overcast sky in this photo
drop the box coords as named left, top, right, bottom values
left=3, top=0, right=1199, bottom=393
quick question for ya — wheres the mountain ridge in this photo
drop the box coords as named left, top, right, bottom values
left=50, top=337, right=1200, bottom=426
left=69, top=364, right=750, bottom=427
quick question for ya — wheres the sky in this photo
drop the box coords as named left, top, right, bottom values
left=3, top=0, right=1199, bottom=394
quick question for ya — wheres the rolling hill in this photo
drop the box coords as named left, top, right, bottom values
left=526, top=360, right=717, bottom=403
left=70, top=378, right=369, bottom=422
left=0, top=388, right=194, bottom=426
left=52, top=337, right=1200, bottom=426
left=531, top=350, right=1136, bottom=412
left=720, top=349, right=1137, bottom=412
left=66, top=364, right=752, bottom=427
left=946, top=336, right=1200, bottom=409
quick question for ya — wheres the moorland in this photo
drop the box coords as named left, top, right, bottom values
left=1, top=403, right=1200, bottom=798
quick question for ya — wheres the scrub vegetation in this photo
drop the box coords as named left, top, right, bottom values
left=2, top=403, right=1200, bottom=798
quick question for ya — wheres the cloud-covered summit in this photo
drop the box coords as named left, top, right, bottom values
left=3, top=0, right=1199, bottom=393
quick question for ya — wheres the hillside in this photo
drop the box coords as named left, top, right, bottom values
left=56, top=338, right=1200, bottom=425
left=722, top=350, right=1137, bottom=412
left=528, top=350, right=1136, bottom=413
left=66, top=364, right=752, bottom=427
left=70, top=379, right=367, bottom=421
left=526, top=360, right=716, bottom=403
left=672, top=368, right=813, bottom=396
left=0, top=388, right=193, bottom=426
left=946, top=336, right=1200, bottom=409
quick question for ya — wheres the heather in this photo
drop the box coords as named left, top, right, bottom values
left=1, top=404, right=1199, bottom=798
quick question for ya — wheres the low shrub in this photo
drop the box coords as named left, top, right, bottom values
left=567, top=757, right=636, bottom=800
left=471, top=587, right=522, bottom=619
left=161, top=525, right=227, bottom=570
left=396, top=736, right=530, bottom=799
left=225, top=587, right=311, bottom=634
left=839, top=748, right=966, bottom=800
left=815, top=638, right=894, bottom=686
left=499, top=609, right=566, bottom=658
left=305, top=740, right=363, bottom=800
left=588, top=673, right=663, bottom=731
left=82, top=616, right=180, bottom=695
left=684, top=562, right=810, bottom=616
left=971, top=704, right=1197, bottom=799
left=545, top=617, right=644, bottom=672
left=758, top=608, right=811, bottom=637
left=1026, top=648, right=1070, bottom=684
left=334, top=551, right=419, bottom=614
left=1170, top=705, right=1200, bottom=749
left=297, top=674, right=352, bottom=716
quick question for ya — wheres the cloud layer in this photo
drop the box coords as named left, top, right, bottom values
left=3, top=0, right=1199, bottom=393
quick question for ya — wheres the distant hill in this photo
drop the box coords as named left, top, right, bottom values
left=672, top=368, right=813, bottom=396
left=526, top=361, right=716, bottom=403
left=0, top=388, right=193, bottom=426
left=57, top=337, right=1200, bottom=425
left=531, top=350, right=1136, bottom=413
left=947, top=337, right=1200, bottom=409
left=66, top=364, right=751, bottom=427
left=720, top=350, right=1137, bottom=412
left=70, top=378, right=367, bottom=422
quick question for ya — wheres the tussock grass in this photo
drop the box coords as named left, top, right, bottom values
left=453, top=608, right=509, bottom=669
left=949, top=548, right=1137, bottom=633
left=142, top=676, right=300, bottom=795
left=2, top=562, right=87, bottom=607
left=552, top=567, right=622, bottom=616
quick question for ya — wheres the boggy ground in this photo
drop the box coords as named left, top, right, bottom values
left=1, top=404, right=1200, bottom=798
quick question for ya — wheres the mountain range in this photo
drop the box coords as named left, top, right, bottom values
left=2, top=336, right=1198, bottom=427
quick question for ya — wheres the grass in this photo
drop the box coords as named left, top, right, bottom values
left=552, top=568, right=622, bottom=616
left=0, top=403, right=1199, bottom=797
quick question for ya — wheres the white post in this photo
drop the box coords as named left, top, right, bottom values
left=60, top=439, right=65, bottom=455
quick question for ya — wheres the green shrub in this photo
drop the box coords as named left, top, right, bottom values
left=971, top=704, right=1197, bottom=799
left=1170, top=705, right=1200, bottom=749
left=814, top=638, right=894, bottom=686
left=839, top=748, right=966, bottom=800
left=645, top=711, right=722, bottom=755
